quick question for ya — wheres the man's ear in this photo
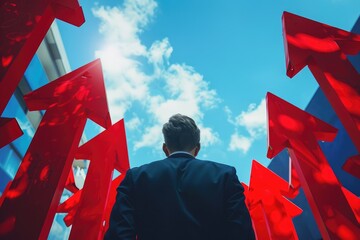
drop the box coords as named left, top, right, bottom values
left=194, top=143, right=201, bottom=157
left=163, top=143, right=170, bottom=157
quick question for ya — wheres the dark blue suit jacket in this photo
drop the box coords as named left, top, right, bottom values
left=105, top=153, right=255, bottom=240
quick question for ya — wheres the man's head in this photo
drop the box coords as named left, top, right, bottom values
left=162, top=114, right=201, bottom=157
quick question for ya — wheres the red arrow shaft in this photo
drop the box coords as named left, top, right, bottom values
left=0, top=0, right=84, bottom=148
left=308, top=51, right=360, bottom=153
left=249, top=204, right=271, bottom=240
left=0, top=6, right=54, bottom=114
left=0, top=104, right=86, bottom=240
left=102, top=174, right=126, bottom=235
left=288, top=136, right=360, bottom=240
left=262, top=192, right=298, bottom=240
left=69, top=151, right=115, bottom=240
left=0, top=5, right=54, bottom=148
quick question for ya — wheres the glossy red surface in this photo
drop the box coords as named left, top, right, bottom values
left=244, top=160, right=301, bottom=240
left=0, top=118, right=23, bottom=148
left=267, top=92, right=360, bottom=240
left=69, top=119, right=129, bottom=240
left=0, top=0, right=84, bottom=148
left=282, top=11, right=360, bottom=178
left=342, top=155, right=360, bottom=179
left=0, top=59, right=110, bottom=240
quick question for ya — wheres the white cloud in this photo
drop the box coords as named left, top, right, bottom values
left=126, top=116, right=142, bottom=130
left=148, top=38, right=173, bottom=74
left=134, top=125, right=162, bottom=150
left=228, top=133, right=252, bottom=154
left=93, top=1, right=155, bottom=121
left=226, top=99, right=266, bottom=154
left=134, top=63, right=220, bottom=150
left=165, top=64, right=219, bottom=109
left=92, top=0, right=220, bottom=151
left=199, top=125, right=220, bottom=147
left=224, top=106, right=236, bottom=125
left=236, top=99, right=266, bottom=137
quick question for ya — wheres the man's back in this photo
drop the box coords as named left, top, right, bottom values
left=105, top=152, right=255, bottom=240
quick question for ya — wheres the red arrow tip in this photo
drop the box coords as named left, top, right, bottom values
left=282, top=11, right=360, bottom=78
left=76, top=119, right=129, bottom=173
left=266, top=92, right=337, bottom=158
left=52, top=0, right=85, bottom=27
left=24, top=59, right=111, bottom=129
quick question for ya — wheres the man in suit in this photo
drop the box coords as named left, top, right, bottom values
left=105, top=114, right=255, bottom=240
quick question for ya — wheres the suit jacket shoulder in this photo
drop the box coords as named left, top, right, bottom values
left=128, top=156, right=237, bottom=183
left=106, top=154, right=255, bottom=240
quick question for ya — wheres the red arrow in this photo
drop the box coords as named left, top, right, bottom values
left=57, top=187, right=81, bottom=226
left=341, top=186, right=360, bottom=224
left=342, top=155, right=360, bottom=179
left=0, top=59, right=111, bottom=240
left=282, top=11, right=360, bottom=176
left=0, top=118, right=23, bottom=148
left=0, top=0, right=84, bottom=147
left=267, top=92, right=360, bottom=240
left=64, top=167, right=79, bottom=194
left=57, top=174, right=126, bottom=229
left=68, top=119, right=129, bottom=240
left=101, top=174, right=127, bottom=235
left=244, top=160, right=301, bottom=240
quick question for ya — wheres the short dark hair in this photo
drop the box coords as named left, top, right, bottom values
left=162, top=114, right=200, bottom=152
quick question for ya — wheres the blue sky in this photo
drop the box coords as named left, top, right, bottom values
left=57, top=0, right=360, bottom=184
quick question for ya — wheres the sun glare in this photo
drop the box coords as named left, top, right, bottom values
left=97, top=46, right=122, bottom=74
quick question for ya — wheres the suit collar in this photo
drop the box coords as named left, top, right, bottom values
left=168, top=152, right=195, bottom=159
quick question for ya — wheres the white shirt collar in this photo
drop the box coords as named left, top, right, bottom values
left=169, top=151, right=194, bottom=157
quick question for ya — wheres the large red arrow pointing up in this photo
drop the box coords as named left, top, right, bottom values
left=0, top=59, right=111, bottom=240
left=0, top=0, right=85, bottom=148
left=68, top=119, right=129, bottom=240
left=267, top=92, right=360, bottom=240
left=282, top=11, right=360, bottom=177
left=244, top=160, right=301, bottom=240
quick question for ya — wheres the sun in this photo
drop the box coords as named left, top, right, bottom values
left=96, top=45, right=123, bottom=74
